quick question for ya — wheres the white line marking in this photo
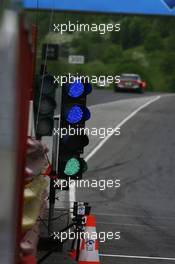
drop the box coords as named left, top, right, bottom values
left=94, top=212, right=175, bottom=220
left=100, top=254, right=175, bottom=261
left=85, top=95, right=161, bottom=162
left=89, top=94, right=161, bottom=109
left=96, top=221, right=169, bottom=228
left=97, top=221, right=149, bottom=227
left=69, top=95, right=161, bottom=211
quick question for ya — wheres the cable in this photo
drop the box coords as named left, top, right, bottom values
left=38, top=216, right=48, bottom=229
left=38, top=212, right=69, bottom=223
left=37, top=212, right=70, bottom=233
left=38, top=223, right=75, bottom=263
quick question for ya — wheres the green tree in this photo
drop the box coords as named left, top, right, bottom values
left=144, top=32, right=163, bottom=52
left=102, top=44, right=123, bottom=63
left=129, top=17, right=144, bottom=47
left=166, top=32, right=175, bottom=51
left=120, top=18, right=131, bottom=49
left=165, top=73, right=175, bottom=92
left=161, top=52, right=175, bottom=74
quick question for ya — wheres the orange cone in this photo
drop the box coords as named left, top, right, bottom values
left=78, top=215, right=100, bottom=264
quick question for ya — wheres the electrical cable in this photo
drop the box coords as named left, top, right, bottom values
left=38, top=223, right=75, bottom=263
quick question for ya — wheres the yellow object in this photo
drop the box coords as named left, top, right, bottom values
left=22, top=175, right=48, bottom=231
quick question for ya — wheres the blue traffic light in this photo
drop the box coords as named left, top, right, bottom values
left=68, top=80, right=84, bottom=98
left=66, top=105, right=91, bottom=124
left=58, top=77, right=92, bottom=180
left=82, top=106, right=91, bottom=121
left=86, top=83, right=92, bottom=94
left=66, top=105, right=83, bottom=124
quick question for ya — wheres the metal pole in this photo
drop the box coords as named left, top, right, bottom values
left=48, top=116, right=59, bottom=235
left=0, top=10, right=19, bottom=264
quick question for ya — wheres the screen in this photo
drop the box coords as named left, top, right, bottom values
left=23, top=0, right=175, bottom=16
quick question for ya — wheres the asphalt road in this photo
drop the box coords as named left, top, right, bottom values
left=42, top=90, right=175, bottom=264
left=55, top=87, right=160, bottom=113
left=76, top=94, right=175, bottom=264
left=87, top=89, right=160, bottom=106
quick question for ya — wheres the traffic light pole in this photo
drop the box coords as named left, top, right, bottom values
left=48, top=116, right=59, bottom=235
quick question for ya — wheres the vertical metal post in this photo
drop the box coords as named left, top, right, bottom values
left=48, top=116, right=59, bottom=235
left=15, top=16, right=33, bottom=263
left=76, top=232, right=81, bottom=261
left=0, top=10, right=19, bottom=264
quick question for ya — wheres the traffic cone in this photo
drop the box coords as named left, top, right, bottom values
left=78, top=215, right=100, bottom=264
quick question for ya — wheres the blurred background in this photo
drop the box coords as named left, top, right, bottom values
left=27, top=11, right=175, bottom=93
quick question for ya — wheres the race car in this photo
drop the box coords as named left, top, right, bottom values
left=114, top=73, right=146, bottom=93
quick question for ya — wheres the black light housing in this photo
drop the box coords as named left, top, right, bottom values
left=57, top=77, right=92, bottom=181
left=34, top=73, right=57, bottom=138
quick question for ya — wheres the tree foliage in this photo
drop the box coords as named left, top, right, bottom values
left=29, top=10, right=175, bottom=92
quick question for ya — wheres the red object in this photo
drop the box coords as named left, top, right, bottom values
left=69, top=239, right=77, bottom=260
left=69, top=249, right=77, bottom=260
left=31, top=25, right=38, bottom=100
left=14, top=17, right=34, bottom=264
left=43, top=164, right=52, bottom=177
left=21, top=255, right=37, bottom=264
left=78, top=215, right=100, bottom=264
left=142, top=81, right=146, bottom=89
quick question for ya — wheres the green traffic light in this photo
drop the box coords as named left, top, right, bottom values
left=64, top=158, right=81, bottom=176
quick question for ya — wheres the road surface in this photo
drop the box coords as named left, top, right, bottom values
left=76, top=93, right=175, bottom=264
left=41, top=90, right=175, bottom=264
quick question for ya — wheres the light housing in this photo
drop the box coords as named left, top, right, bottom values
left=57, top=77, right=92, bottom=182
